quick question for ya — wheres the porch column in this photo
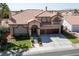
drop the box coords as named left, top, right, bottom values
left=29, top=29, right=31, bottom=36
left=10, top=27, right=13, bottom=36
left=38, top=29, right=40, bottom=36
left=59, top=26, right=61, bottom=34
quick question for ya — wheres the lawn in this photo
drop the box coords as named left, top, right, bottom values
left=6, top=37, right=33, bottom=50
left=63, top=31, right=79, bottom=44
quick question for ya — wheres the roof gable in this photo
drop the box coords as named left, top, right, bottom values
left=36, top=11, right=57, bottom=17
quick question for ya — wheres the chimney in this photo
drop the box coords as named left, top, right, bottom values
left=45, top=6, right=47, bottom=11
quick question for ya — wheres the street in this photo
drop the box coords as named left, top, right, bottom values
left=29, top=49, right=79, bottom=56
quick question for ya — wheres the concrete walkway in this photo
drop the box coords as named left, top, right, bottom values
left=33, top=38, right=40, bottom=48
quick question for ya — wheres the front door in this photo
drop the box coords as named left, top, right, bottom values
left=31, top=25, right=38, bottom=36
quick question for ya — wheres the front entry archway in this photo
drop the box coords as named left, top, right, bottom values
left=31, top=25, right=38, bottom=36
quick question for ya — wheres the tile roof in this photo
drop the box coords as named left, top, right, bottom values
left=8, top=9, right=57, bottom=24
left=9, top=9, right=44, bottom=24
left=64, top=16, right=79, bottom=25
left=36, top=11, right=57, bottom=17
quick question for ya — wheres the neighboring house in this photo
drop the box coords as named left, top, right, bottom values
left=5, top=9, right=62, bottom=36
left=63, top=16, right=79, bottom=32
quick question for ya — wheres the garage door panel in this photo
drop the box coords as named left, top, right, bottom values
left=40, top=29, right=59, bottom=34
left=72, top=25, right=79, bottom=32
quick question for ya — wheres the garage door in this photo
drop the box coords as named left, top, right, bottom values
left=13, top=26, right=27, bottom=36
left=72, top=25, right=79, bottom=32
left=40, top=29, right=59, bottom=34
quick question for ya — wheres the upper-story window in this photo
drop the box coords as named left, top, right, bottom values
left=41, top=17, right=51, bottom=23
left=41, top=17, right=47, bottom=22
left=52, top=17, right=61, bottom=24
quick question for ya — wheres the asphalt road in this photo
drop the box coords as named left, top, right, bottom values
left=29, top=49, right=79, bottom=56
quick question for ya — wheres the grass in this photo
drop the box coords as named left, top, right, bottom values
left=6, top=37, right=33, bottom=50
left=63, top=31, right=79, bottom=44
left=11, top=39, right=32, bottom=48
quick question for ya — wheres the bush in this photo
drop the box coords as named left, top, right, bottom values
left=30, top=37, right=34, bottom=43
left=18, top=43, right=28, bottom=49
left=37, top=36, right=42, bottom=46
left=38, top=37, right=42, bottom=43
left=13, top=33, right=30, bottom=40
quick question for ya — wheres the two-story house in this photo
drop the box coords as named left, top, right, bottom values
left=5, top=9, right=63, bottom=36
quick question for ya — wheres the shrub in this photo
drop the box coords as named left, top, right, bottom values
left=37, top=36, right=42, bottom=46
left=26, top=33, right=30, bottom=39
left=38, top=37, right=42, bottom=43
left=13, top=33, right=30, bottom=40
left=18, top=43, right=28, bottom=49
left=30, top=37, right=34, bottom=43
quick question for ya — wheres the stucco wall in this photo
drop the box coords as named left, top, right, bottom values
left=63, top=19, right=72, bottom=31
left=29, top=21, right=40, bottom=29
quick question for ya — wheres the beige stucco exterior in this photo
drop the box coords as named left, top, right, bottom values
left=9, top=17, right=62, bottom=36
left=8, top=10, right=62, bottom=36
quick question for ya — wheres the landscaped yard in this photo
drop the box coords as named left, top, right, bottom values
left=63, top=31, right=79, bottom=44
left=1, top=36, right=33, bottom=51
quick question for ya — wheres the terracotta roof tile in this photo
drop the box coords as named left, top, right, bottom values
left=36, top=11, right=57, bottom=17
left=64, top=16, right=79, bottom=25
left=9, top=9, right=43, bottom=24
left=8, top=9, right=57, bottom=24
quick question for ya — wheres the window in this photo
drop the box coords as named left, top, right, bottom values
left=41, top=17, right=47, bottom=22
left=47, top=17, right=51, bottom=22
left=52, top=17, right=61, bottom=24
left=41, top=17, right=51, bottom=22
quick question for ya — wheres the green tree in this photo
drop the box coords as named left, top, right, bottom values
left=0, top=25, right=9, bottom=50
left=0, top=3, right=10, bottom=18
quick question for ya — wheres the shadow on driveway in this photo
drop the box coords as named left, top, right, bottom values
left=41, top=34, right=52, bottom=43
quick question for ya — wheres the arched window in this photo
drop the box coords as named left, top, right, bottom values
left=53, top=17, right=61, bottom=24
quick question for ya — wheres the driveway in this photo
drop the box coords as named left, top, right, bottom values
left=41, top=34, right=73, bottom=48
left=75, top=32, right=79, bottom=37
left=24, top=34, right=75, bottom=55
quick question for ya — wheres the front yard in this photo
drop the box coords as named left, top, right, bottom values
left=63, top=31, right=79, bottom=44
left=0, top=36, right=33, bottom=51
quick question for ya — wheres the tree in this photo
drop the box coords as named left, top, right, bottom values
left=0, top=25, right=10, bottom=50
left=0, top=3, right=10, bottom=18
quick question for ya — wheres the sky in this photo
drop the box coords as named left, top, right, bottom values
left=7, top=3, right=79, bottom=11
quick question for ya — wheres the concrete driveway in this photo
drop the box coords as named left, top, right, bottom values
left=41, top=34, right=73, bottom=48
left=75, top=32, right=79, bottom=37
left=23, top=34, right=75, bottom=55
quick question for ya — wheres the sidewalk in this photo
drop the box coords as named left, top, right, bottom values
left=23, top=46, right=75, bottom=56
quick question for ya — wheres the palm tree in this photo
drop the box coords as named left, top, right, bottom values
left=0, top=3, right=10, bottom=18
